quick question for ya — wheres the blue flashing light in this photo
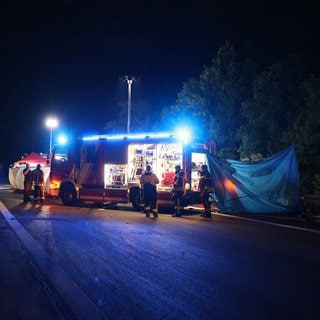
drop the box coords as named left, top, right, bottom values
left=82, top=129, right=192, bottom=143
left=57, top=134, right=68, bottom=145
left=176, top=127, right=192, bottom=144
left=82, top=135, right=104, bottom=141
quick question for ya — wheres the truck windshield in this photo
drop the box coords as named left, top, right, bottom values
left=52, top=146, right=69, bottom=166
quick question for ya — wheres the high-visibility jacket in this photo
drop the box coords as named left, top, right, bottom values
left=199, top=170, right=213, bottom=193
left=140, top=171, right=159, bottom=187
left=32, top=169, right=44, bottom=186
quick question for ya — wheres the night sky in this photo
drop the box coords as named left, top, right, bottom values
left=0, top=0, right=319, bottom=175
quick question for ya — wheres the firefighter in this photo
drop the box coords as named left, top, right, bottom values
left=171, top=169, right=185, bottom=217
left=32, top=164, right=45, bottom=204
left=22, top=163, right=33, bottom=203
left=140, top=164, right=159, bottom=218
left=199, top=164, right=213, bottom=218
left=174, top=165, right=181, bottom=178
left=172, top=165, right=182, bottom=189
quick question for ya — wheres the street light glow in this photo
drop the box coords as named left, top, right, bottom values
left=46, top=118, right=58, bottom=129
left=46, top=117, right=58, bottom=155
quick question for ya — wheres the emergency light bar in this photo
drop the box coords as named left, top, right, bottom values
left=82, top=131, right=177, bottom=141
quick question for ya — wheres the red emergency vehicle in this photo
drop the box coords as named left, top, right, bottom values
left=49, top=131, right=215, bottom=211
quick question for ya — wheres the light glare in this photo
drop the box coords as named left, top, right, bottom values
left=57, top=135, right=67, bottom=145
left=176, top=127, right=192, bottom=144
left=46, top=118, right=58, bottom=129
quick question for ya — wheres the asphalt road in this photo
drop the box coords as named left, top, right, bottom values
left=1, top=188, right=320, bottom=320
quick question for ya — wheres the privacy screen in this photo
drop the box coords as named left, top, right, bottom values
left=207, top=145, right=301, bottom=214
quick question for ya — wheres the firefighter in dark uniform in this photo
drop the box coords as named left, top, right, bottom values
left=140, top=165, right=159, bottom=218
left=171, top=169, right=185, bottom=217
left=32, top=164, right=45, bottom=204
left=199, top=164, right=213, bottom=218
left=174, top=165, right=181, bottom=178
left=22, top=163, right=33, bottom=202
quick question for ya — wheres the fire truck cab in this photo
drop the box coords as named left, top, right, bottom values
left=49, top=131, right=214, bottom=211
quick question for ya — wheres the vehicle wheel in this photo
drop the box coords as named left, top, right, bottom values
left=60, top=185, right=77, bottom=206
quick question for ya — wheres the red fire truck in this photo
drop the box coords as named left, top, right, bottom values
left=49, top=130, right=215, bottom=211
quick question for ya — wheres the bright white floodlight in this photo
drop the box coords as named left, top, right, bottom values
left=46, top=117, right=58, bottom=155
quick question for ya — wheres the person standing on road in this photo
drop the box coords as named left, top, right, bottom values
left=172, top=169, right=185, bottom=217
left=140, top=164, right=159, bottom=218
left=32, top=164, right=45, bottom=204
left=22, top=163, right=33, bottom=203
left=173, top=165, right=181, bottom=180
left=199, top=164, right=213, bottom=218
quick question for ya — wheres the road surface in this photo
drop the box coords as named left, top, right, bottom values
left=1, top=188, right=320, bottom=319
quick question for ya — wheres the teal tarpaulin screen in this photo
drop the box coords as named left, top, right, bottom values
left=207, top=145, right=301, bottom=214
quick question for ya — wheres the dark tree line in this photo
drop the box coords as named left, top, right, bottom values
left=105, top=41, right=320, bottom=194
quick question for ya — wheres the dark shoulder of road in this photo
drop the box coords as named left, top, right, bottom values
left=223, top=211, right=320, bottom=232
